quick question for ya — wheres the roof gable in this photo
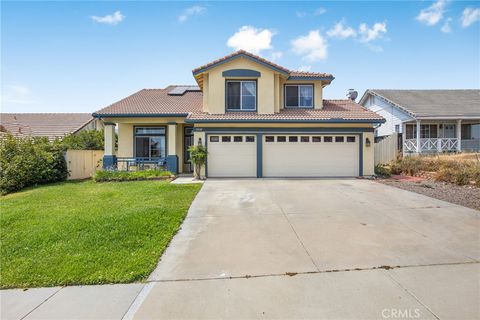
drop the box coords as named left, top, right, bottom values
left=192, top=50, right=290, bottom=76
left=192, top=50, right=334, bottom=81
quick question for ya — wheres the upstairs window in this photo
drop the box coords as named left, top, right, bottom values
left=285, top=85, right=313, bottom=108
left=226, top=81, right=256, bottom=111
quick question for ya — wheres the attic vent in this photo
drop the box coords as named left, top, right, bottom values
left=168, top=86, right=200, bottom=96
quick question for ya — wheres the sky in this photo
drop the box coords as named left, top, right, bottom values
left=1, top=0, right=479, bottom=113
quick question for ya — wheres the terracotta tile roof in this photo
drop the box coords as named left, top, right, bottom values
left=93, top=86, right=383, bottom=123
left=289, top=70, right=334, bottom=79
left=187, top=100, right=384, bottom=122
left=0, top=113, right=94, bottom=140
left=93, top=86, right=203, bottom=116
left=192, top=50, right=334, bottom=80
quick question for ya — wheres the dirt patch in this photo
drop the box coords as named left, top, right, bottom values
left=377, top=178, right=480, bottom=211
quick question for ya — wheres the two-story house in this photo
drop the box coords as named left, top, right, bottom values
left=93, top=50, right=384, bottom=178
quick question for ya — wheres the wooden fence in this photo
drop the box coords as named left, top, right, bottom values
left=374, top=133, right=399, bottom=165
left=65, top=150, right=103, bottom=180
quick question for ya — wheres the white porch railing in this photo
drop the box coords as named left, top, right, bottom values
left=403, top=138, right=459, bottom=153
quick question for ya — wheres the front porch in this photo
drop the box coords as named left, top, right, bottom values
left=102, top=119, right=195, bottom=174
left=402, top=120, right=480, bottom=154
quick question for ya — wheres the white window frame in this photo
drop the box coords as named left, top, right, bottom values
left=226, top=80, right=257, bottom=111
left=284, top=84, right=314, bottom=108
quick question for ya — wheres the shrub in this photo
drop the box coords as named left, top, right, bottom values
left=188, top=144, right=207, bottom=179
left=93, top=169, right=173, bottom=182
left=60, top=130, right=104, bottom=150
left=375, top=164, right=391, bottom=177
left=0, top=134, right=68, bottom=194
left=392, top=154, right=480, bottom=187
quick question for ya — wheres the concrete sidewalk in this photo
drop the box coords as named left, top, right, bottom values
left=1, top=284, right=144, bottom=320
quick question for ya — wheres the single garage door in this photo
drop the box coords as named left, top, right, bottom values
left=207, top=134, right=257, bottom=177
left=263, top=134, right=359, bottom=177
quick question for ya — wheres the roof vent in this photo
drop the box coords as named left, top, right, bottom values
left=168, top=86, right=200, bottom=96
left=347, top=89, right=358, bottom=101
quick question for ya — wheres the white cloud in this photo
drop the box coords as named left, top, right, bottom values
left=416, top=0, right=447, bottom=26
left=227, top=26, right=276, bottom=54
left=270, top=51, right=283, bottom=61
left=314, top=8, right=327, bottom=16
left=91, top=11, right=125, bottom=26
left=327, top=20, right=357, bottom=39
left=178, top=5, right=206, bottom=23
left=291, top=30, right=328, bottom=62
left=296, top=11, right=307, bottom=18
left=461, top=7, right=480, bottom=27
left=441, top=17, right=452, bottom=33
left=298, top=65, right=312, bottom=72
left=358, top=22, right=387, bottom=42
left=2, top=85, right=39, bottom=105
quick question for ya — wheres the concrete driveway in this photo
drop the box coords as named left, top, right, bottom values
left=130, top=179, right=480, bottom=319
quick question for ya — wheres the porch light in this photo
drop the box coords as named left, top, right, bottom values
left=365, top=137, right=371, bottom=147
left=198, top=138, right=203, bottom=146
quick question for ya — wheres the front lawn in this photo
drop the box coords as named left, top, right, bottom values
left=0, top=180, right=202, bottom=288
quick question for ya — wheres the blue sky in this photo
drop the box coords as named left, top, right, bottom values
left=2, top=1, right=479, bottom=113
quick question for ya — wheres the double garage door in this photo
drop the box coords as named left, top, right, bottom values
left=207, top=134, right=360, bottom=178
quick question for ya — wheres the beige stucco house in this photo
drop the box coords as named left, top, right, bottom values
left=93, top=50, right=384, bottom=178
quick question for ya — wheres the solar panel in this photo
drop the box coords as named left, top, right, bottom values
left=168, top=86, right=200, bottom=96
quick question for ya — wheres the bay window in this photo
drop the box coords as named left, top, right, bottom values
left=134, top=127, right=166, bottom=159
left=285, top=85, right=313, bottom=108
left=226, top=80, right=256, bottom=111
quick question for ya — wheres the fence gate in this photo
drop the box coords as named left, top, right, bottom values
left=374, top=133, right=398, bottom=165
left=65, top=150, right=104, bottom=180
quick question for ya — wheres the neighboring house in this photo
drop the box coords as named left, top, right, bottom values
left=0, top=113, right=103, bottom=141
left=359, top=90, right=480, bottom=154
left=93, top=50, right=384, bottom=177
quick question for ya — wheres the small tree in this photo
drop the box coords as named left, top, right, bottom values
left=188, top=144, right=207, bottom=179
left=60, top=130, right=104, bottom=150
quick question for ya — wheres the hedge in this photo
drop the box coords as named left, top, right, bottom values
left=93, top=169, right=173, bottom=182
left=0, top=134, right=68, bottom=194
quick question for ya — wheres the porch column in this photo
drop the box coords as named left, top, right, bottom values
left=416, top=120, right=421, bottom=153
left=166, top=123, right=178, bottom=174
left=103, top=122, right=117, bottom=169
left=457, top=119, right=462, bottom=152
left=402, top=122, right=406, bottom=155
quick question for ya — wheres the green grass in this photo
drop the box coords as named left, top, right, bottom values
left=0, top=180, right=202, bottom=289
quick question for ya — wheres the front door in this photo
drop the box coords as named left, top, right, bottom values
left=184, top=127, right=194, bottom=173
left=443, top=124, right=456, bottom=138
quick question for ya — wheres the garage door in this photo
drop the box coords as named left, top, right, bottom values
left=207, top=134, right=257, bottom=177
left=263, top=134, right=359, bottom=177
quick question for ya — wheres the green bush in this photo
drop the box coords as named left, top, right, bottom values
left=60, top=130, right=104, bottom=150
left=93, top=169, right=173, bottom=182
left=0, top=134, right=68, bottom=194
left=375, top=164, right=391, bottom=177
